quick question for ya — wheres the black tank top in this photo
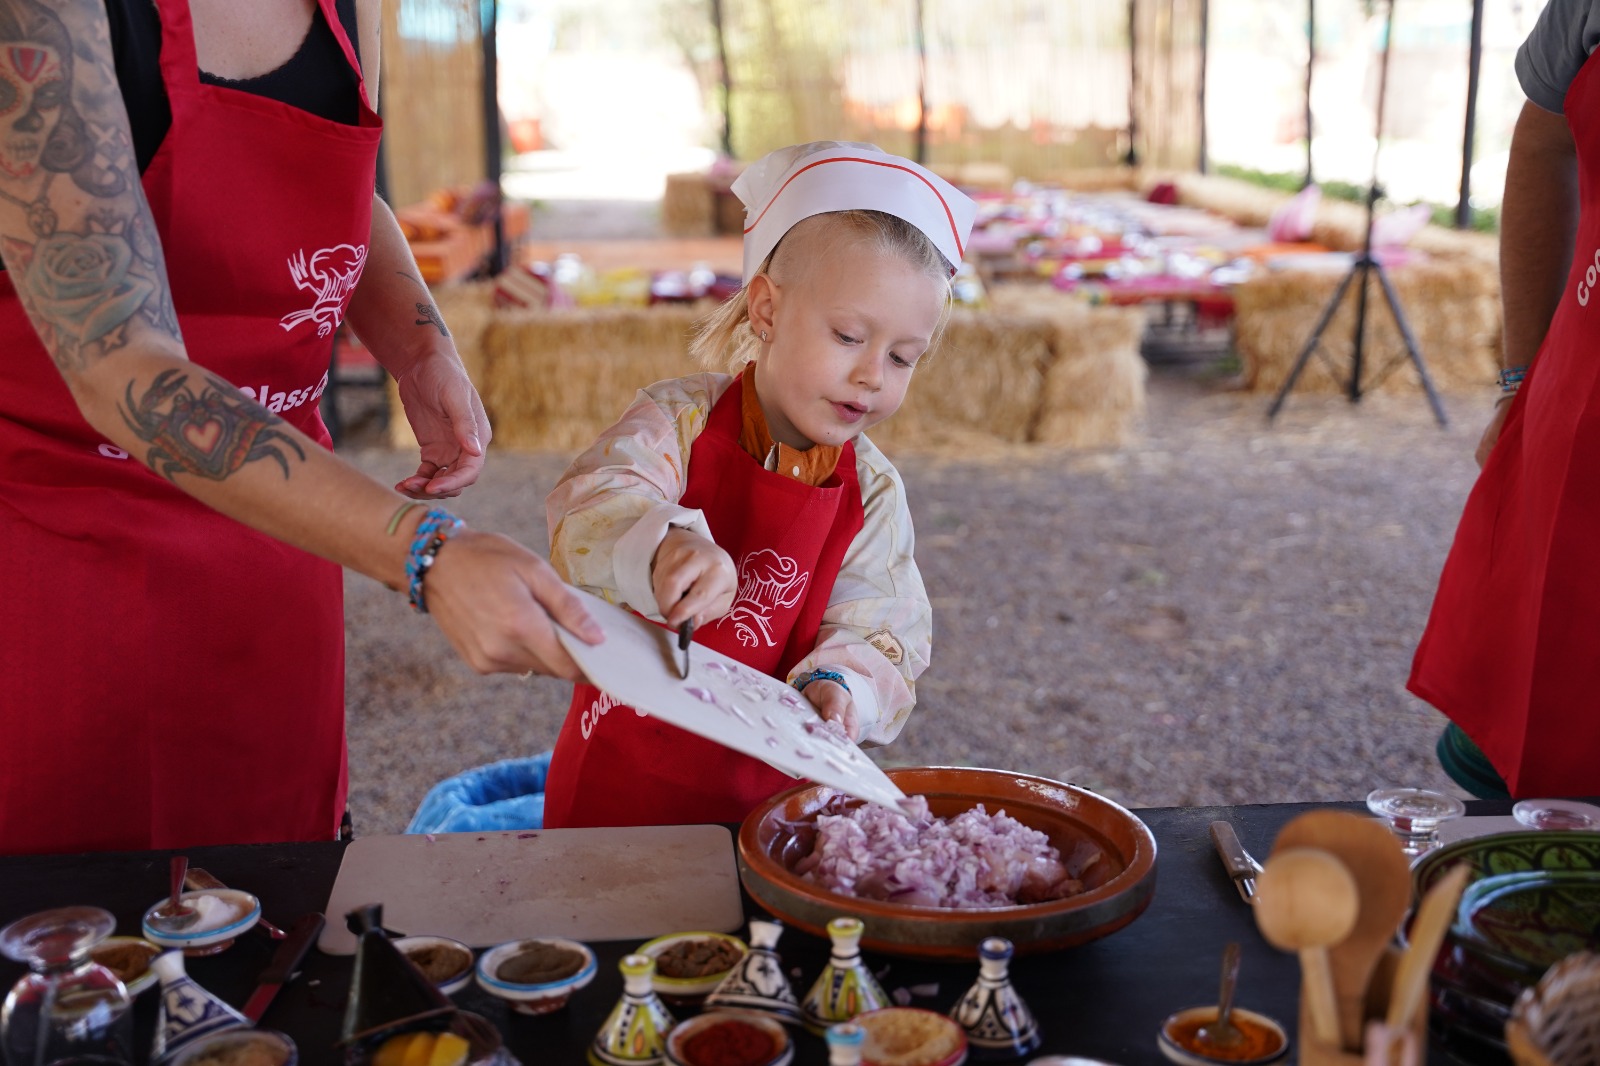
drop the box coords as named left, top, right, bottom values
left=106, top=0, right=361, bottom=174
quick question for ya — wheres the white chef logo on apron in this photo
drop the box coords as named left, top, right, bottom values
left=724, top=549, right=810, bottom=648
left=280, top=243, right=368, bottom=337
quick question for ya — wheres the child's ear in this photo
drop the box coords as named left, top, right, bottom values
left=746, top=273, right=778, bottom=338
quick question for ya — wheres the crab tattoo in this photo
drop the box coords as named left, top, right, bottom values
left=120, top=368, right=305, bottom=482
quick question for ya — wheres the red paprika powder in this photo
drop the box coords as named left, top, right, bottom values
left=681, top=1019, right=776, bottom=1066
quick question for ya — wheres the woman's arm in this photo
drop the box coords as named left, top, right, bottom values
left=1478, top=100, right=1579, bottom=467
left=344, top=194, right=491, bottom=498
left=0, top=0, right=596, bottom=675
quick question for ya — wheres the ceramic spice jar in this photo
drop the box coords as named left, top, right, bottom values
left=950, top=937, right=1040, bottom=1059
left=802, top=917, right=889, bottom=1032
left=591, top=954, right=677, bottom=1066
left=704, top=918, right=802, bottom=1023
left=826, top=1022, right=866, bottom=1066
left=150, top=949, right=250, bottom=1063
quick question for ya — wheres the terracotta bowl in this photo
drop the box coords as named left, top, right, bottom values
left=737, top=766, right=1158, bottom=959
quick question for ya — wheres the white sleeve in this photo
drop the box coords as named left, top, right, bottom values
left=787, top=439, right=931, bottom=746
left=546, top=374, right=727, bottom=620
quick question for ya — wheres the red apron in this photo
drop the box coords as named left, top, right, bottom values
left=0, top=0, right=380, bottom=853
left=1409, top=52, right=1600, bottom=798
left=543, top=374, right=866, bottom=827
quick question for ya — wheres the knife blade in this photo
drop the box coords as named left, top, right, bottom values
left=242, top=912, right=325, bottom=1024
left=676, top=619, right=694, bottom=680
left=1209, top=820, right=1263, bottom=905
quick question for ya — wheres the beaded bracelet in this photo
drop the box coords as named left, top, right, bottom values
left=792, top=668, right=847, bottom=692
left=1497, top=365, right=1528, bottom=394
left=405, top=507, right=465, bottom=613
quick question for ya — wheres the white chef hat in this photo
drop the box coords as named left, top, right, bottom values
left=731, top=141, right=977, bottom=283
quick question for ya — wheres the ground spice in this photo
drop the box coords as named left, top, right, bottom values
left=403, top=943, right=471, bottom=984
left=1164, top=1015, right=1285, bottom=1063
left=497, top=941, right=585, bottom=984
left=655, top=937, right=743, bottom=979
left=91, top=941, right=158, bottom=983
left=681, top=1019, right=775, bottom=1066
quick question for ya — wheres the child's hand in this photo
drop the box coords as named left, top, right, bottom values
left=803, top=678, right=860, bottom=742
left=652, top=528, right=736, bottom=627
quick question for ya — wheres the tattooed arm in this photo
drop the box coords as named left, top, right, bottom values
left=343, top=195, right=491, bottom=499
left=0, top=0, right=597, bottom=676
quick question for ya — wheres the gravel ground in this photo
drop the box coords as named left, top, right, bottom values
left=338, top=369, right=1490, bottom=836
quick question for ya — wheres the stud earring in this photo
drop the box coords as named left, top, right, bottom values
left=761, top=331, right=769, bottom=343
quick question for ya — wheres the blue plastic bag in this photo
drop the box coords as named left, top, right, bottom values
left=405, top=752, right=552, bottom=834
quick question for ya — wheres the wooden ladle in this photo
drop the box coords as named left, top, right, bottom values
left=1254, top=846, right=1359, bottom=1048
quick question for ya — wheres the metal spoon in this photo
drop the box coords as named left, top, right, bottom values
left=146, top=855, right=199, bottom=932
left=1196, top=941, right=1244, bottom=1050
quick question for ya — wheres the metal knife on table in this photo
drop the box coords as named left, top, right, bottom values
left=242, top=912, right=326, bottom=1024
left=1209, top=820, right=1264, bottom=905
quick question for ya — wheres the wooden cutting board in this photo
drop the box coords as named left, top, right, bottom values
left=317, top=825, right=745, bottom=955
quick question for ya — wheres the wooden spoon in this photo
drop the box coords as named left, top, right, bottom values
left=1254, top=846, right=1359, bottom=1048
left=1386, top=863, right=1472, bottom=1035
left=1274, top=810, right=1413, bottom=1052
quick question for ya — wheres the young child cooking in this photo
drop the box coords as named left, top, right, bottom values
left=540, top=141, right=976, bottom=828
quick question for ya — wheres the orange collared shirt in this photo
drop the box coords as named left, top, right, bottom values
left=736, top=368, right=843, bottom=486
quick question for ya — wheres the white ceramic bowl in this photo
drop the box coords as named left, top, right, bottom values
left=142, top=890, right=261, bottom=955
left=393, top=935, right=474, bottom=996
left=665, top=1011, right=792, bottom=1066
left=91, top=936, right=161, bottom=996
left=637, top=931, right=747, bottom=1003
left=474, top=938, right=596, bottom=1015
left=1157, top=1007, right=1288, bottom=1066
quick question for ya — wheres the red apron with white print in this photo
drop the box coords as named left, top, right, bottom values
left=543, top=373, right=866, bottom=827
left=0, top=0, right=380, bottom=853
left=1409, top=52, right=1600, bottom=798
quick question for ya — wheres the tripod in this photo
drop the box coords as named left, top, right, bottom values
left=1267, top=0, right=1448, bottom=426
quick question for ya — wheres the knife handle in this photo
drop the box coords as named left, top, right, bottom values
left=1210, top=820, right=1262, bottom=878
left=261, top=912, right=325, bottom=984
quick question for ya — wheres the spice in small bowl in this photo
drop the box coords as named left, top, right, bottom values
left=392, top=936, right=474, bottom=996
left=1158, top=1007, right=1288, bottom=1066
left=91, top=936, right=161, bottom=996
left=475, top=937, right=597, bottom=1015
left=638, top=932, right=749, bottom=1004
left=665, top=1010, right=791, bottom=1066
left=855, top=1007, right=967, bottom=1066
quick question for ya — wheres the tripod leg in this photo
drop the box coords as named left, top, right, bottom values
left=1372, top=261, right=1450, bottom=427
left=1268, top=264, right=1361, bottom=421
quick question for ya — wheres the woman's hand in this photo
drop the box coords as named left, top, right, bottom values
left=652, top=528, right=736, bottom=627
left=392, top=350, right=491, bottom=498
left=1475, top=394, right=1515, bottom=469
left=804, top=678, right=860, bottom=741
left=421, top=529, right=602, bottom=679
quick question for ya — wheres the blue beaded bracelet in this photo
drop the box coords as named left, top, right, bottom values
left=1497, top=365, right=1528, bottom=394
left=792, top=668, right=847, bottom=692
left=405, top=507, right=465, bottom=613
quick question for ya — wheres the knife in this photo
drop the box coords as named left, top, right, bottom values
left=676, top=619, right=694, bottom=680
left=1209, top=820, right=1263, bottom=905
left=242, top=912, right=325, bottom=1024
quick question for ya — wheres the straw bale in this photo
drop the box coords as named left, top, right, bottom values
left=932, top=161, right=1015, bottom=190
left=481, top=304, right=703, bottom=451
left=662, top=172, right=714, bottom=237
left=1233, top=258, right=1500, bottom=396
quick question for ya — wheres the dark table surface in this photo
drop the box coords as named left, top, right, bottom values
left=1, top=800, right=1516, bottom=1066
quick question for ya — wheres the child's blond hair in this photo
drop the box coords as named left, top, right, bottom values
left=690, top=210, right=955, bottom=372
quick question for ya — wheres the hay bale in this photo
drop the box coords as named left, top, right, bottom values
left=1052, top=166, right=1143, bottom=193
left=1233, top=258, right=1500, bottom=395
left=662, top=172, right=714, bottom=237
left=873, top=287, right=1145, bottom=451
left=481, top=304, right=704, bottom=451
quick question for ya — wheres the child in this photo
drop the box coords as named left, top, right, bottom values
left=541, top=142, right=976, bottom=828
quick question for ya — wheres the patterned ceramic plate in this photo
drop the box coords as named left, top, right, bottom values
left=1412, top=830, right=1600, bottom=900
left=1452, top=869, right=1600, bottom=974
